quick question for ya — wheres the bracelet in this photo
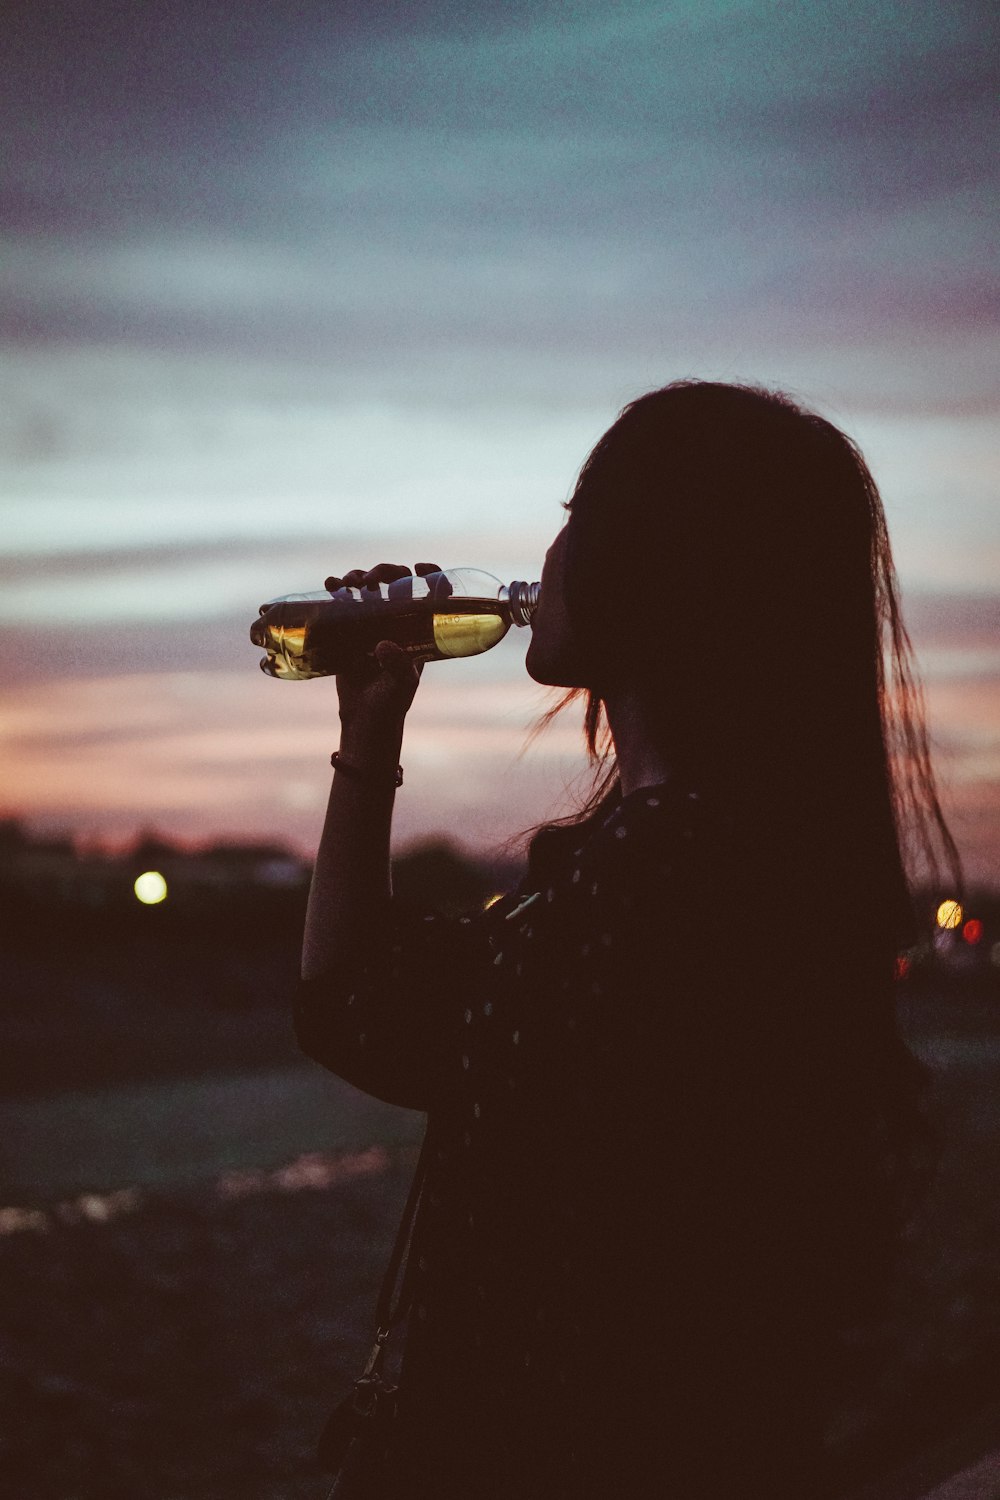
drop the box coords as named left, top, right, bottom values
left=331, top=751, right=404, bottom=788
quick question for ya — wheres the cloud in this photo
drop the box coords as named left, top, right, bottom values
left=4, top=0, right=996, bottom=390
left=904, top=592, right=1000, bottom=650
left=0, top=662, right=580, bottom=855
left=1, top=0, right=997, bottom=875
left=4, top=649, right=997, bottom=877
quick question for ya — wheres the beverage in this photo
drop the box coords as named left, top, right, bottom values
left=250, top=568, right=540, bottom=681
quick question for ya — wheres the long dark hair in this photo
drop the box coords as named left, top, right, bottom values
left=535, top=380, right=958, bottom=912
left=529, top=380, right=960, bottom=1318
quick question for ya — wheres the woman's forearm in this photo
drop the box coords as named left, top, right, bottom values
left=301, top=716, right=406, bottom=981
left=298, top=582, right=427, bottom=982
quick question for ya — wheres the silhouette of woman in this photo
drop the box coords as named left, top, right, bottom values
left=296, top=381, right=958, bottom=1498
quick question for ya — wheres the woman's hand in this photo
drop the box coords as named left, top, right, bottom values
left=325, top=562, right=442, bottom=733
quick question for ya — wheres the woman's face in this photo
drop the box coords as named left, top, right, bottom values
left=524, top=523, right=588, bottom=688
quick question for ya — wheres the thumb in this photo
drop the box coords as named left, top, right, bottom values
left=374, top=639, right=417, bottom=679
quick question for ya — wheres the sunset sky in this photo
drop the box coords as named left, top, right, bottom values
left=2, top=0, right=998, bottom=879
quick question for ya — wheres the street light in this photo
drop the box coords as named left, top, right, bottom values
left=134, top=870, right=168, bottom=905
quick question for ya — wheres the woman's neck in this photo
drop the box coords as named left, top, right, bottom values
left=603, top=685, right=676, bottom=798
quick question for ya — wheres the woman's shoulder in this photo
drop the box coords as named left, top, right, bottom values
left=526, top=780, right=721, bottom=889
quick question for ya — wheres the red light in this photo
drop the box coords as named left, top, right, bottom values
left=894, top=955, right=910, bottom=980
left=963, top=919, right=983, bottom=945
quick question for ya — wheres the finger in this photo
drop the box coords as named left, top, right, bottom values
left=414, top=562, right=443, bottom=576
left=340, top=564, right=409, bottom=590
left=324, top=576, right=344, bottom=593
left=364, top=563, right=414, bottom=586
left=374, top=639, right=416, bottom=678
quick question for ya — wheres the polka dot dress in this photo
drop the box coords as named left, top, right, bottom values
left=295, top=783, right=830, bottom=1498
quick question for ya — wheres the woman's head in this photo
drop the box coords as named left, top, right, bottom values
left=528, top=380, right=958, bottom=930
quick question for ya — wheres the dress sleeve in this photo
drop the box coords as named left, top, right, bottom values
left=293, top=903, right=507, bottom=1113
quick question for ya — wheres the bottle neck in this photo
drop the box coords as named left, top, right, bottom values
left=506, top=580, right=541, bottom=626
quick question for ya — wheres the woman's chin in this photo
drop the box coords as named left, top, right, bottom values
left=525, top=639, right=559, bottom=685
left=525, top=641, right=585, bottom=689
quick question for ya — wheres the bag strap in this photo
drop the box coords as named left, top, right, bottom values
left=372, top=1130, right=431, bottom=1340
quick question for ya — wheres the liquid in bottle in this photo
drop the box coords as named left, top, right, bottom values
left=250, top=568, right=539, bottom=681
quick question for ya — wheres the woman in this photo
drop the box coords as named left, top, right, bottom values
left=296, top=381, right=957, bottom=1498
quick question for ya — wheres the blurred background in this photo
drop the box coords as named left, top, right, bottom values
left=1, top=1, right=998, bottom=1496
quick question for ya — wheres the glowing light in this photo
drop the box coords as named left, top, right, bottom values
left=483, top=893, right=505, bottom=911
left=0, top=1152, right=389, bottom=1240
left=963, top=918, right=983, bottom=945
left=894, top=955, right=911, bottom=980
left=936, top=899, right=963, bottom=930
left=134, top=870, right=168, bottom=904
left=0, top=1206, right=49, bottom=1237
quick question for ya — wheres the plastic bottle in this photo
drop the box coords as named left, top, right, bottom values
left=250, top=568, right=540, bottom=680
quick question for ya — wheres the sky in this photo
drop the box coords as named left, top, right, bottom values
left=1, top=0, right=998, bottom=880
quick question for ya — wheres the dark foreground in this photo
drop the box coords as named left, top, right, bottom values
left=2, top=981, right=1000, bottom=1498
left=1, top=1147, right=419, bottom=1500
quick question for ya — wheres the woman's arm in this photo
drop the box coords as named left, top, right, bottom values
left=295, top=561, right=517, bottom=1109
left=301, top=563, right=434, bottom=982
left=300, top=707, right=406, bottom=981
